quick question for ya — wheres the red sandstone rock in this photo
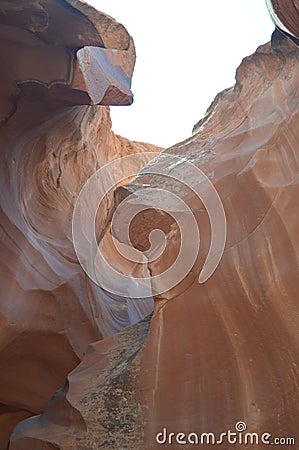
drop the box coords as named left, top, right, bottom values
left=0, top=0, right=135, bottom=124
left=10, top=316, right=152, bottom=449
left=0, top=1, right=161, bottom=447
left=266, top=0, right=299, bottom=40
left=2, top=0, right=299, bottom=448
left=9, top=30, right=299, bottom=450
left=0, top=102, right=159, bottom=446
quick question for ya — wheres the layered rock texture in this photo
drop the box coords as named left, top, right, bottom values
left=266, top=0, right=299, bottom=41
left=1, top=1, right=299, bottom=449
left=0, top=1, right=160, bottom=447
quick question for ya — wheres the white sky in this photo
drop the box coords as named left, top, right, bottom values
left=88, top=1, right=275, bottom=148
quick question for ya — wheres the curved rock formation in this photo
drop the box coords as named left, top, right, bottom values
left=266, top=0, right=299, bottom=41
left=9, top=28, right=299, bottom=450
left=10, top=316, right=152, bottom=450
left=2, top=0, right=299, bottom=448
left=0, top=0, right=161, bottom=446
left=0, top=0, right=135, bottom=123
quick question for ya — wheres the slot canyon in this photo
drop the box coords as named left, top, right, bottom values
left=0, top=0, right=298, bottom=448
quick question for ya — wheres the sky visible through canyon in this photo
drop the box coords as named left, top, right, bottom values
left=88, top=1, right=275, bottom=148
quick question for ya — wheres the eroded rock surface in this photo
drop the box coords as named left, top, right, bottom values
left=0, top=0, right=135, bottom=123
left=10, top=29, right=299, bottom=450
left=0, top=0, right=160, bottom=446
left=116, top=31, right=299, bottom=447
left=1, top=0, right=299, bottom=449
left=266, top=0, right=299, bottom=40
left=10, top=315, right=152, bottom=450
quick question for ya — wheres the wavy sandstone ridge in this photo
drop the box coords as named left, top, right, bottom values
left=9, top=26, right=299, bottom=450
left=0, top=0, right=161, bottom=446
left=266, top=0, right=299, bottom=40
left=1, top=1, right=299, bottom=449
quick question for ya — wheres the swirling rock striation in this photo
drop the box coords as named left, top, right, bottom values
left=10, top=29, right=299, bottom=450
left=266, top=0, right=299, bottom=41
left=0, top=0, right=161, bottom=446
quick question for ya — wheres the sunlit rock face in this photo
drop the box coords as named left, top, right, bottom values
left=0, top=0, right=161, bottom=445
left=0, top=0, right=136, bottom=123
left=9, top=28, right=299, bottom=450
